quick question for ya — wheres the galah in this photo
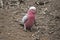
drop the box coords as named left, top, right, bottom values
left=21, top=6, right=36, bottom=31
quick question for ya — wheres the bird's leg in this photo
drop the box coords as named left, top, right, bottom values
left=23, top=24, right=27, bottom=32
left=30, top=27, right=32, bottom=32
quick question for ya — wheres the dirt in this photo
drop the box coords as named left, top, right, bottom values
left=0, top=0, right=60, bottom=40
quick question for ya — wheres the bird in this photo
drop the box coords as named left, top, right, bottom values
left=21, top=6, right=36, bottom=32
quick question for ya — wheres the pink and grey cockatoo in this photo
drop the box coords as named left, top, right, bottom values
left=21, top=6, right=36, bottom=31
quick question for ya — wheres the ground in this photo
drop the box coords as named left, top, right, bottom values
left=0, top=0, right=60, bottom=40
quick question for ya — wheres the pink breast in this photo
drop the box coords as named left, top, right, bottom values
left=25, top=16, right=35, bottom=28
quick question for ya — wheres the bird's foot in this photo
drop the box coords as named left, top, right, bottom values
left=29, top=28, right=32, bottom=32
left=23, top=29, right=27, bottom=32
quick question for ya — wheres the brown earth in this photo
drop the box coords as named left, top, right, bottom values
left=0, top=0, right=60, bottom=40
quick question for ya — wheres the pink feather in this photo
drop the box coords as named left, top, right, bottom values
left=24, top=9, right=36, bottom=29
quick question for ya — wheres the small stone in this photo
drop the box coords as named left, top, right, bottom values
left=32, top=34, right=35, bottom=37
left=35, top=1, right=40, bottom=5
left=8, top=33, right=10, bottom=35
left=44, top=8, right=48, bottom=12
left=50, top=13, right=52, bottom=15
left=35, top=1, right=44, bottom=5
left=43, top=11, right=46, bottom=14
left=49, top=31, right=54, bottom=34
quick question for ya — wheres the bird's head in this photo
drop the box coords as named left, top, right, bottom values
left=27, top=6, right=36, bottom=14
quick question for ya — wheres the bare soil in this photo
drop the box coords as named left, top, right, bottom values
left=0, top=0, right=60, bottom=40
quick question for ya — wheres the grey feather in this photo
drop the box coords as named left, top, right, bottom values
left=21, top=14, right=28, bottom=24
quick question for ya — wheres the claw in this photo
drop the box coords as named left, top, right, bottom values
left=23, top=29, right=27, bottom=32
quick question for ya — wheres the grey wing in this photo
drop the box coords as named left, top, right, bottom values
left=22, top=14, right=28, bottom=24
